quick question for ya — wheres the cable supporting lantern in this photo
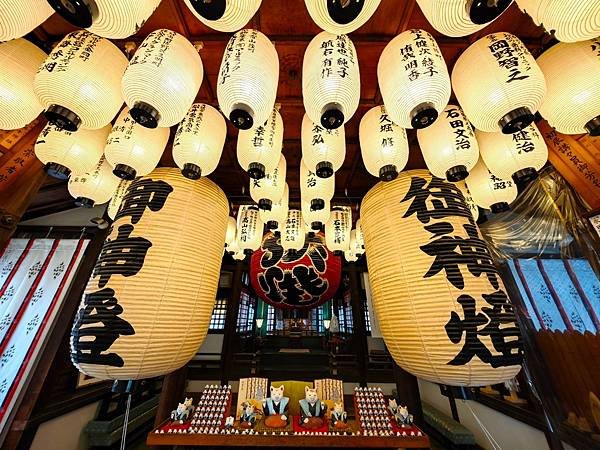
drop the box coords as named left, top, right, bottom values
left=301, top=113, right=346, bottom=178
left=237, top=205, right=264, bottom=254
left=417, top=104, right=479, bottom=182
left=183, top=0, right=262, bottom=32
left=359, top=105, right=409, bottom=181
left=107, top=179, right=132, bottom=220
left=452, top=32, right=546, bottom=134
left=302, top=198, right=331, bottom=231
left=325, top=206, right=351, bottom=254
left=250, top=154, right=286, bottom=210
left=281, top=209, right=306, bottom=252
left=455, top=180, right=480, bottom=222
left=217, top=29, right=279, bottom=130
left=68, top=156, right=120, bottom=208
left=0, top=0, right=53, bottom=42
left=34, top=30, right=128, bottom=132
left=304, top=0, right=382, bottom=34
left=260, top=183, right=289, bottom=231
left=378, top=28, right=451, bottom=130
left=303, top=31, right=360, bottom=130
left=466, top=158, right=518, bottom=213
left=300, top=158, right=335, bottom=213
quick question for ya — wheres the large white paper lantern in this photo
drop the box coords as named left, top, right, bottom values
left=537, top=39, right=600, bottom=136
left=515, top=0, right=600, bottom=43
left=378, top=29, right=451, bottom=130
left=107, top=179, right=132, bottom=220
left=237, top=205, right=264, bottom=254
left=237, top=108, right=283, bottom=179
left=281, top=209, right=306, bottom=252
left=46, top=0, right=162, bottom=39
left=34, top=124, right=111, bottom=179
left=68, top=156, right=120, bottom=207
left=304, top=0, right=382, bottom=34
left=217, top=29, right=278, bottom=130
left=359, top=105, right=409, bottom=181
left=0, top=0, right=53, bottom=42
left=303, top=32, right=360, bottom=130
left=173, top=103, right=226, bottom=179
left=302, top=198, right=331, bottom=231
left=455, top=180, right=479, bottom=222
left=34, top=31, right=128, bottom=132
left=183, top=0, right=261, bottom=32
left=326, top=206, right=351, bottom=254
left=122, top=29, right=203, bottom=129
left=452, top=33, right=546, bottom=134
left=466, top=158, right=518, bottom=212
left=260, top=183, right=289, bottom=230
left=417, top=104, right=479, bottom=181
left=0, top=38, right=47, bottom=130
left=416, top=0, right=513, bottom=37
left=225, top=216, right=237, bottom=248
left=250, top=154, right=286, bottom=210
left=301, top=113, right=345, bottom=178
left=300, top=159, right=334, bottom=212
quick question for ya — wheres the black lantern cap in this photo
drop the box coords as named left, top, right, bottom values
left=130, top=101, right=160, bottom=129
left=490, top=202, right=510, bottom=214
left=316, top=161, right=334, bottom=178
left=410, top=102, right=438, bottom=129
left=311, top=221, right=323, bottom=231
left=45, top=162, right=71, bottom=180
left=182, top=163, right=202, bottom=180
left=327, top=0, right=365, bottom=24
left=75, top=196, right=95, bottom=208
left=499, top=107, right=534, bottom=134
left=230, top=104, right=254, bottom=130
left=48, top=0, right=99, bottom=28
left=446, top=165, right=468, bottom=182
left=113, top=164, right=137, bottom=180
left=333, top=250, right=343, bottom=257
left=243, top=249, right=253, bottom=256
left=189, top=0, right=226, bottom=20
left=248, top=162, right=265, bottom=179
left=379, top=164, right=398, bottom=181
left=512, top=167, right=538, bottom=185
left=45, top=104, right=81, bottom=132
left=258, top=199, right=272, bottom=211
left=311, top=198, right=325, bottom=211
left=266, top=220, right=278, bottom=230
left=321, top=103, right=344, bottom=130
left=467, top=0, right=513, bottom=25
left=585, top=115, right=600, bottom=137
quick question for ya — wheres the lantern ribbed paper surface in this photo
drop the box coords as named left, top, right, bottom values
left=303, top=32, right=360, bottom=130
left=477, top=124, right=548, bottom=183
left=452, top=33, right=546, bottom=134
left=301, top=113, right=345, bottom=178
left=0, top=0, right=53, bottom=42
left=237, top=108, right=283, bottom=179
left=455, top=180, right=479, bottom=222
left=183, top=0, right=261, bottom=32
left=34, top=31, right=127, bottom=132
left=360, top=169, right=523, bottom=386
left=417, top=104, right=479, bottom=181
left=300, top=159, right=334, bottom=211
left=466, top=158, right=518, bottom=212
left=107, top=179, right=132, bottom=220
left=217, top=29, right=278, bottom=130
left=105, top=107, right=169, bottom=180
left=0, top=39, right=47, bottom=130
left=225, top=217, right=237, bottom=248
left=173, top=103, right=226, bottom=179
left=34, top=124, right=111, bottom=180
left=378, top=29, right=450, bottom=130
left=359, top=105, right=409, bottom=181
left=282, top=209, right=306, bottom=251
left=325, top=206, right=351, bottom=253
left=250, top=154, right=286, bottom=210
left=537, top=39, right=600, bottom=136
left=71, top=168, right=229, bottom=380
left=68, top=156, right=120, bottom=207
left=237, top=205, right=264, bottom=253
left=304, top=0, right=382, bottom=34
left=302, top=198, right=330, bottom=230
left=260, top=183, right=289, bottom=230
left=515, top=0, right=600, bottom=43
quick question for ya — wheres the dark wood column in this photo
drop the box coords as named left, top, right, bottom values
left=347, top=267, right=369, bottom=386
left=221, top=261, right=245, bottom=384
left=392, top=362, right=424, bottom=426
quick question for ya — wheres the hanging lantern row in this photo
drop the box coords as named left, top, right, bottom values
left=466, top=158, right=518, bottom=213
left=260, top=183, right=290, bottom=230
left=250, top=154, right=287, bottom=210
left=300, top=159, right=335, bottom=212
left=325, top=206, right=352, bottom=255
left=301, top=113, right=346, bottom=178
left=281, top=209, right=306, bottom=252
left=302, top=198, right=331, bottom=231
left=0, top=0, right=53, bottom=42
left=67, top=156, right=120, bottom=208
left=236, top=205, right=264, bottom=254
left=183, top=0, right=262, bottom=33
left=304, top=0, right=382, bottom=34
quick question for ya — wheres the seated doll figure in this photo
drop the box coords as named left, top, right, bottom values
left=299, top=386, right=327, bottom=429
left=263, top=385, right=289, bottom=428
left=330, top=402, right=348, bottom=430
left=170, top=397, right=194, bottom=424
left=239, top=401, right=256, bottom=429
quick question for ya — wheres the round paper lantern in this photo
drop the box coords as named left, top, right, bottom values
left=249, top=231, right=342, bottom=309
left=477, top=123, right=548, bottom=184
left=68, top=156, right=120, bottom=207
left=217, top=29, right=278, bottom=130
left=515, top=0, right=600, bottom=43
left=173, top=103, right=226, bottom=179
left=536, top=39, right=600, bottom=136
left=344, top=249, right=358, bottom=262
left=46, top=0, right=162, bottom=39
left=70, top=168, right=229, bottom=380
left=417, top=104, right=479, bottom=181
left=122, top=29, right=203, bottom=129
left=260, top=183, right=289, bottom=230
left=302, top=198, right=331, bottom=231
left=0, top=39, right=47, bottom=130
left=466, top=158, right=518, bottom=212
left=183, top=0, right=261, bottom=32
left=34, top=30, right=128, bottom=132
left=237, top=108, right=283, bottom=179
left=303, top=32, right=360, bottom=130
left=250, top=154, right=286, bottom=210
left=281, top=209, right=306, bottom=252
left=225, top=216, right=237, bottom=249
left=452, top=32, right=546, bottom=134
left=360, top=169, right=523, bottom=386
left=416, top=0, right=513, bottom=37
left=34, top=123, right=111, bottom=179
left=304, top=0, right=382, bottom=34
left=325, top=206, right=351, bottom=254
left=359, top=105, right=409, bottom=181
left=300, top=159, right=334, bottom=212
left=237, top=205, right=264, bottom=254
left=104, top=107, right=169, bottom=180
left=301, top=113, right=345, bottom=178
left=355, top=219, right=365, bottom=253
left=0, top=0, right=53, bottom=42
left=107, top=179, right=132, bottom=220
left=378, top=29, right=451, bottom=129
left=455, top=180, right=479, bottom=222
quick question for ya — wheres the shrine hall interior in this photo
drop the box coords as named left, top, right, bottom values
left=0, top=1, right=599, bottom=450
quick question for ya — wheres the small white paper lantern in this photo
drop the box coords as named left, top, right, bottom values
left=452, top=32, right=546, bottom=134
left=173, top=103, right=226, bottom=179
left=355, top=219, right=365, bottom=253
left=237, top=108, right=283, bottom=179
left=0, top=0, right=53, bottom=42
left=260, top=183, right=289, bottom=231
left=344, top=249, right=358, bottom=262
left=104, top=106, right=169, bottom=180
left=378, top=29, right=451, bottom=129
left=34, top=30, right=128, bottom=132
left=326, top=206, right=351, bottom=253
left=250, top=154, right=286, bottom=210
left=301, top=113, right=345, bottom=178
left=122, top=29, right=203, bottom=129
left=34, top=123, right=111, bottom=180
left=183, top=0, right=261, bottom=32
left=302, top=198, right=331, bottom=231
left=537, top=39, right=600, bottom=136
left=107, top=179, right=131, bottom=220
left=304, top=0, right=382, bottom=34
left=303, top=32, right=360, bottom=130
left=466, top=158, right=518, bottom=213
left=282, top=209, right=306, bottom=252
left=237, top=205, right=264, bottom=254
left=217, top=29, right=278, bottom=130
left=359, top=105, right=409, bottom=181
left=300, top=159, right=335, bottom=212
left=225, top=217, right=237, bottom=248
left=417, top=104, right=479, bottom=181
left=68, top=156, right=120, bottom=208
left=455, top=180, right=479, bottom=222
left=0, top=38, right=47, bottom=130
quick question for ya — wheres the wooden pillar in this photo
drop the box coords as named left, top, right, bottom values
left=392, top=362, right=424, bottom=426
left=347, top=268, right=369, bottom=386
left=221, top=261, right=245, bottom=384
